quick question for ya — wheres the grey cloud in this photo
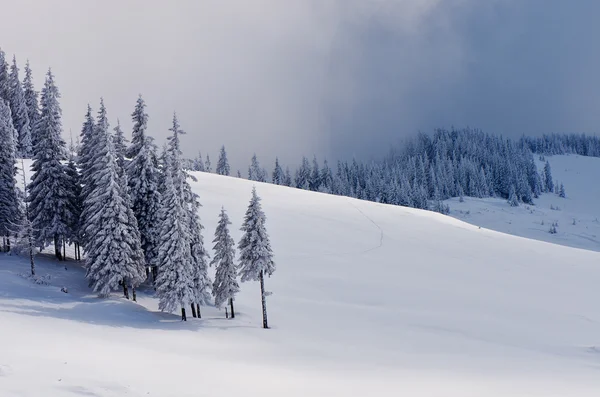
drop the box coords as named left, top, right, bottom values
left=0, top=0, right=598, bottom=171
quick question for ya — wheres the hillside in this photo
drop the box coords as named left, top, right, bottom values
left=447, top=154, right=600, bottom=252
left=1, top=160, right=600, bottom=396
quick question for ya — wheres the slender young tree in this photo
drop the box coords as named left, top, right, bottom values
left=238, top=187, right=276, bottom=328
left=0, top=49, right=9, bottom=102
left=82, top=100, right=146, bottom=297
left=204, top=154, right=212, bottom=173
left=12, top=159, right=37, bottom=275
left=212, top=207, right=239, bottom=318
left=22, top=60, right=40, bottom=152
left=0, top=99, right=21, bottom=252
left=543, top=161, right=554, bottom=193
left=8, top=56, right=32, bottom=157
left=272, top=157, right=283, bottom=185
left=216, top=145, right=230, bottom=176
left=187, top=185, right=211, bottom=318
left=27, top=69, right=70, bottom=260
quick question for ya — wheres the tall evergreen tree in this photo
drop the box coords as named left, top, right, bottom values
left=216, top=145, right=230, bottom=176
left=0, top=49, right=9, bottom=102
left=112, top=119, right=128, bottom=174
left=27, top=69, right=70, bottom=260
left=22, top=61, right=40, bottom=152
left=0, top=99, right=20, bottom=251
left=82, top=100, right=146, bottom=298
left=126, top=95, right=148, bottom=159
left=272, top=157, right=283, bottom=185
left=205, top=154, right=212, bottom=173
left=543, top=161, right=554, bottom=193
left=64, top=158, right=82, bottom=260
left=212, top=207, right=239, bottom=318
left=238, top=187, right=275, bottom=329
left=8, top=57, right=32, bottom=157
left=249, top=154, right=266, bottom=182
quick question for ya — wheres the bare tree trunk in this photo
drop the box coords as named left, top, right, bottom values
left=181, top=307, right=187, bottom=321
left=6, top=234, right=10, bottom=253
left=54, top=236, right=62, bottom=261
left=123, top=282, right=129, bottom=300
left=132, top=286, right=137, bottom=302
left=259, top=270, right=268, bottom=329
left=225, top=307, right=229, bottom=319
left=229, top=297, right=235, bottom=319
left=63, top=239, right=66, bottom=261
left=191, top=304, right=197, bottom=318
left=196, top=303, right=201, bottom=319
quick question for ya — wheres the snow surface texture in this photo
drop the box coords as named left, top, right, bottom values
left=1, top=157, right=600, bottom=396
left=447, top=155, right=600, bottom=252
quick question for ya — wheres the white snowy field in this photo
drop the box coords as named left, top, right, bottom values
left=1, top=159, right=600, bottom=396
left=447, top=154, right=600, bottom=252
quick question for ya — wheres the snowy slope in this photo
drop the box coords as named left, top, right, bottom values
left=447, top=154, right=600, bottom=252
left=1, top=160, right=600, bottom=396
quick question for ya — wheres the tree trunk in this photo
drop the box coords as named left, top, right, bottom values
left=123, top=282, right=129, bottom=300
left=225, top=307, right=229, bottom=319
left=132, top=286, right=137, bottom=302
left=181, top=307, right=187, bottom=321
left=63, top=239, right=66, bottom=261
left=196, top=303, right=201, bottom=319
left=53, top=236, right=62, bottom=261
left=151, top=266, right=158, bottom=284
left=3, top=235, right=6, bottom=252
left=229, top=297, right=235, bottom=319
left=6, top=234, right=10, bottom=253
left=259, top=270, right=269, bottom=329
left=191, top=304, right=197, bottom=318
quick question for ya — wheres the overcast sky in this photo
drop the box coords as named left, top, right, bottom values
left=1, top=0, right=599, bottom=170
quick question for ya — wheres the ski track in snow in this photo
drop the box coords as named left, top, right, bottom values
left=346, top=199, right=384, bottom=253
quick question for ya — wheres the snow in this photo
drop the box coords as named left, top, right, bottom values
left=1, top=157, right=600, bottom=396
left=447, top=154, right=600, bottom=252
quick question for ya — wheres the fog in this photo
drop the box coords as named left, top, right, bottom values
left=1, top=0, right=599, bottom=171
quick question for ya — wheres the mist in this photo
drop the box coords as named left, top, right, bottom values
left=1, top=0, right=599, bottom=171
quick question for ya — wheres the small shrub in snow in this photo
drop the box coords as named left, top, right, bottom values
left=19, top=273, right=51, bottom=285
left=549, top=222, right=559, bottom=234
left=550, top=204, right=560, bottom=211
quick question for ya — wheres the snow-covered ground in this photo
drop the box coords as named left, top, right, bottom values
left=2, top=158, right=600, bottom=396
left=447, top=154, right=600, bottom=252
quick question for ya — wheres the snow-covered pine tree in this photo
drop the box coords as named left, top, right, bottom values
left=283, top=167, right=292, bottom=187
left=64, top=158, right=82, bottom=260
left=211, top=207, right=239, bottom=318
left=559, top=183, right=566, bottom=198
left=112, top=119, right=128, bottom=174
left=26, top=69, right=70, bottom=260
left=155, top=150, right=195, bottom=320
left=543, top=161, right=554, bottom=193
left=23, top=61, right=41, bottom=153
left=76, top=105, right=97, bottom=246
left=82, top=99, right=146, bottom=298
left=216, top=145, right=230, bottom=176
left=272, top=157, right=283, bottom=185
left=126, top=133, right=161, bottom=281
left=126, top=95, right=148, bottom=159
left=309, top=156, right=321, bottom=191
left=249, top=154, right=266, bottom=182
left=0, top=49, right=9, bottom=102
left=205, top=154, right=212, bottom=173
left=194, top=152, right=205, bottom=172
left=0, top=99, right=21, bottom=252
left=238, top=187, right=275, bottom=329
left=507, top=185, right=519, bottom=207
left=8, top=56, right=32, bottom=157
left=12, top=159, right=36, bottom=275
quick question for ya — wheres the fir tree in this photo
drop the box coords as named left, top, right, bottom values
left=155, top=152, right=195, bottom=320
left=22, top=60, right=40, bottom=152
left=82, top=100, right=146, bottom=298
left=205, top=154, right=212, bottom=173
left=0, top=49, right=9, bottom=102
left=26, top=69, right=70, bottom=260
left=211, top=207, right=239, bottom=318
left=64, top=158, right=82, bottom=260
left=543, top=161, right=554, bottom=193
left=216, top=145, right=230, bottom=176
left=126, top=95, right=148, bottom=159
left=508, top=185, right=519, bottom=207
left=559, top=183, right=566, bottom=198
left=112, top=119, right=128, bottom=174
left=238, top=187, right=275, bottom=328
left=0, top=99, right=20, bottom=251
left=272, top=157, right=283, bottom=185
left=8, top=56, right=32, bottom=157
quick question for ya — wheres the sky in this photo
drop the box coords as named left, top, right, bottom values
left=1, top=0, right=599, bottom=171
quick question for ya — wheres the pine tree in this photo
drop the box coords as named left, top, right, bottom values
left=309, top=156, right=321, bottom=191
left=155, top=152, right=195, bottom=320
left=0, top=99, right=21, bottom=252
left=507, top=185, right=519, bottom=207
left=204, top=154, right=212, bottom=173
left=27, top=69, right=70, bottom=260
left=216, top=145, right=230, bottom=176
left=126, top=105, right=161, bottom=278
left=76, top=105, right=97, bottom=246
left=283, top=167, right=292, bottom=187
left=211, top=207, right=239, bottom=318
left=112, top=119, right=128, bottom=174
left=543, top=161, right=554, bottom=193
left=126, top=95, right=148, bottom=159
left=155, top=114, right=196, bottom=320
left=8, top=56, right=32, bottom=157
left=22, top=60, right=40, bottom=153
left=82, top=100, right=146, bottom=298
left=238, top=187, right=275, bottom=328
left=272, top=157, right=283, bottom=185
left=0, top=49, right=9, bottom=102
left=559, top=183, right=566, bottom=198
left=12, top=158, right=36, bottom=275
left=64, top=158, right=82, bottom=260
